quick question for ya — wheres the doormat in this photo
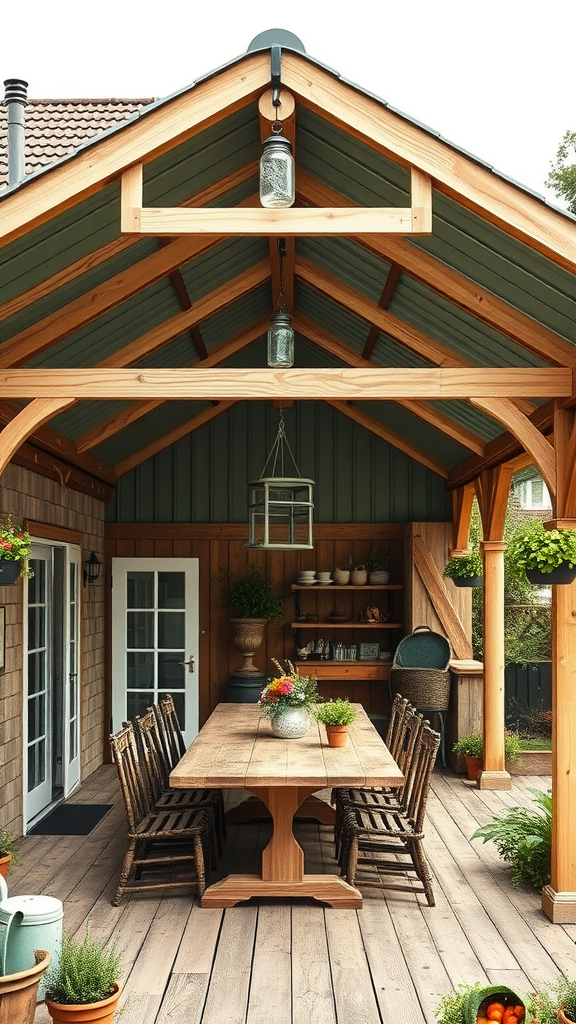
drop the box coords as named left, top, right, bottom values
left=30, top=804, right=113, bottom=835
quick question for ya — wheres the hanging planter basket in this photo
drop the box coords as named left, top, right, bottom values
left=0, top=558, right=21, bottom=586
left=526, top=563, right=576, bottom=585
left=452, top=575, right=484, bottom=588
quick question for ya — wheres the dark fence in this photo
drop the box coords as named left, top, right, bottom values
left=505, top=662, right=552, bottom=730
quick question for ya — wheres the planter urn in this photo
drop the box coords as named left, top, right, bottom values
left=229, top=618, right=268, bottom=676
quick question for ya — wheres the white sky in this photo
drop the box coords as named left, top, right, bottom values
left=2, top=0, right=575, bottom=209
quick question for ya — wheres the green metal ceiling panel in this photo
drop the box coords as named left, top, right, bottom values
left=92, top=399, right=210, bottom=466
left=107, top=400, right=451, bottom=524
left=358, top=400, right=471, bottom=469
left=296, top=281, right=370, bottom=353
left=298, top=237, right=390, bottom=304
left=50, top=398, right=131, bottom=438
left=426, top=400, right=503, bottom=443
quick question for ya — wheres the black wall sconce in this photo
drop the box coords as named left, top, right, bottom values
left=83, top=551, right=102, bottom=586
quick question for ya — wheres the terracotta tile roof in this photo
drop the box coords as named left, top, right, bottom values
left=0, top=97, right=154, bottom=188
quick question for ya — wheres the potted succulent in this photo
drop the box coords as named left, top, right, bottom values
left=453, top=733, right=520, bottom=781
left=365, top=547, right=390, bottom=584
left=314, top=698, right=357, bottom=746
left=443, top=550, right=484, bottom=588
left=0, top=827, right=21, bottom=878
left=218, top=563, right=283, bottom=680
left=508, top=519, right=576, bottom=585
left=44, top=926, right=122, bottom=1024
left=0, top=514, right=33, bottom=584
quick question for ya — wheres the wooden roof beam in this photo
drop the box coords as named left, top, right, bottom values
left=0, top=401, right=116, bottom=483
left=326, top=400, right=449, bottom=478
left=158, top=239, right=207, bottom=360
left=0, top=52, right=270, bottom=245
left=114, top=401, right=236, bottom=477
left=296, top=171, right=576, bottom=370
left=282, top=52, right=576, bottom=275
left=0, top=399, right=75, bottom=477
left=362, top=264, right=403, bottom=361
left=0, top=367, right=568, bottom=401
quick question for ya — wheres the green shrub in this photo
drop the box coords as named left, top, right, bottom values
left=443, top=551, right=483, bottom=580
left=217, top=563, right=283, bottom=621
left=45, top=927, right=122, bottom=1005
left=452, top=733, right=520, bottom=763
left=471, top=788, right=552, bottom=889
left=508, top=519, right=576, bottom=576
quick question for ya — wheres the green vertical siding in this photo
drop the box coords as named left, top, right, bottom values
left=106, top=402, right=451, bottom=524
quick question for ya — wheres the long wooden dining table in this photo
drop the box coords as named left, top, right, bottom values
left=169, top=702, right=403, bottom=908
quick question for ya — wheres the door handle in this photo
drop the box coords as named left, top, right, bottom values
left=180, top=657, right=195, bottom=673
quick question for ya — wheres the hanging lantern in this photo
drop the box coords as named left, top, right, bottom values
left=248, top=412, right=314, bottom=550
left=267, top=311, right=294, bottom=368
left=259, top=129, right=295, bottom=209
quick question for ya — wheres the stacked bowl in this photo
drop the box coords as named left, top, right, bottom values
left=297, top=570, right=317, bottom=585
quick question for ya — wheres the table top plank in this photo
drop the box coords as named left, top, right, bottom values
left=170, top=704, right=402, bottom=790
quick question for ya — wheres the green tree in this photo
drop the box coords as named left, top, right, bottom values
left=546, top=130, right=576, bottom=213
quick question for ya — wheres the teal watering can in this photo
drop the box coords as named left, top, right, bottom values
left=0, top=873, right=62, bottom=997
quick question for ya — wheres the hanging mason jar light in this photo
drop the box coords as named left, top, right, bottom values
left=267, top=239, right=294, bottom=367
left=259, top=126, right=295, bottom=209
left=248, top=411, right=314, bottom=550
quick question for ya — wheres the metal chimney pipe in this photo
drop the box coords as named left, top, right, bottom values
left=4, top=78, right=28, bottom=186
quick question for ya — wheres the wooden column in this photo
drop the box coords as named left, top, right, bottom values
left=478, top=539, right=511, bottom=790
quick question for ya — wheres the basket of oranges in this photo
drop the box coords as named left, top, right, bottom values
left=463, top=988, right=526, bottom=1024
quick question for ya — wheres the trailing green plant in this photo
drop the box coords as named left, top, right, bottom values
left=0, top=827, right=21, bottom=865
left=452, top=733, right=520, bottom=763
left=45, top=926, right=122, bottom=1005
left=443, top=550, right=483, bottom=580
left=217, top=562, right=283, bottom=621
left=0, top=513, right=33, bottom=577
left=527, top=974, right=576, bottom=1024
left=365, top=547, right=390, bottom=573
left=471, top=787, right=552, bottom=890
left=508, top=519, right=576, bottom=576
left=314, top=698, right=357, bottom=726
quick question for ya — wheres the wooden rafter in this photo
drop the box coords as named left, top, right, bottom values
left=258, top=89, right=296, bottom=315
left=0, top=367, right=568, bottom=402
left=551, top=403, right=576, bottom=519
left=0, top=401, right=116, bottom=483
left=294, top=313, right=486, bottom=455
left=282, top=52, right=576, bottom=274
left=296, top=171, right=576, bottom=371
left=0, top=399, right=75, bottom=477
left=158, top=239, right=207, bottom=360
left=75, top=318, right=269, bottom=452
left=114, top=401, right=236, bottom=477
left=362, top=264, right=403, bottom=361
left=325, top=400, right=449, bottom=478
left=451, top=483, right=476, bottom=552
left=0, top=53, right=270, bottom=245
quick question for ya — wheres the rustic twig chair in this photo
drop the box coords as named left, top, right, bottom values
left=109, top=723, right=214, bottom=906
left=135, top=708, right=225, bottom=856
left=338, top=722, right=440, bottom=906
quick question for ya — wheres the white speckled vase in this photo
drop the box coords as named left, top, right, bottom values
left=270, top=707, right=310, bottom=738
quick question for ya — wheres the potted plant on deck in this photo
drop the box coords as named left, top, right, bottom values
left=452, top=732, right=520, bottom=781
left=0, top=827, right=21, bottom=877
left=0, top=514, right=33, bottom=584
left=507, top=519, right=576, bottom=585
left=443, top=550, right=484, bottom=588
left=314, top=698, right=357, bottom=747
left=218, top=563, right=284, bottom=695
left=44, top=926, right=122, bottom=1024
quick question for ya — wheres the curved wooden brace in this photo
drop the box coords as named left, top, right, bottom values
left=474, top=464, right=514, bottom=541
left=470, top=397, right=556, bottom=497
left=0, top=399, right=75, bottom=477
left=451, top=483, right=476, bottom=553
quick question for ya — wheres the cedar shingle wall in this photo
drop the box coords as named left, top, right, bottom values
left=0, top=464, right=106, bottom=833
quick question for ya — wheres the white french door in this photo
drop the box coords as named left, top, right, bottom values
left=111, top=558, right=199, bottom=744
left=24, top=543, right=81, bottom=826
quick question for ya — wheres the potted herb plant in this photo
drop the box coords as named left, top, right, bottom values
left=443, top=550, right=484, bottom=588
left=0, top=827, right=21, bottom=878
left=44, top=926, right=122, bottom=1024
left=508, top=519, right=576, bottom=585
left=314, top=698, right=357, bottom=746
left=0, top=514, right=33, bottom=584
left=218, top=563, right=284, bottom=680
left=452, top=733, right=520, bottom=781
left=365, top=547, right=390, bottom=584
left=527, top=975, right=576, bottom=1024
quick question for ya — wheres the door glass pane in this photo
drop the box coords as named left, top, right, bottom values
left=158, top=572, right=185, bottom=609
left=158, top=652, right=185, bottom=688
left=127, top=652, right=154, bottom=689
left=28, top=694, right=45, bottom=740
left=158, top=612, right=184, bottom=649
left=127, top=612, right=154, bottom=649
left=127, top=691, right=155, bottom=721
left=28, top=560, right=46, bottom=604
left=127, top=572, right=154, bottom=608
left=28, top=652, right=45, bottom=695
left=159, top=690, right=185, bottom=729
left=28, top=740, right=46, bottom=791
left=28, top=607, right=46, bottom=650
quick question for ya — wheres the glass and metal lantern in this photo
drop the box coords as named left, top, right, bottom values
left=267, top=311, right=294, bottom=367
left=259, top=131, right=295, bottom=209
left=247, top=412, right=314, bottom=550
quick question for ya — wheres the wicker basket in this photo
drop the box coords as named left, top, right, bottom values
left=333, top=567, right=350, bottom=585
left=389, top=625, right=451, bottom=710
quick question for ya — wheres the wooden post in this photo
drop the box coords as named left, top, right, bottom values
left=478, top=540, right=511, bottom=790
left=542, top=580, right=576, bottom=922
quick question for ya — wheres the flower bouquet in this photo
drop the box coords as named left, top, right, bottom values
left=259, top=660, right=319, bottom=738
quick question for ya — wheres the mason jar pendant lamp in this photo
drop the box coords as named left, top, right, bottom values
left=248, top=411, right=314, bottom=550
left=267, top=239, right=294, bottom=367
left=259, top=45, right=295, bottom=209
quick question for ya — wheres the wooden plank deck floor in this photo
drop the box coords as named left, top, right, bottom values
left=9, top=766, right=572, bottom=1024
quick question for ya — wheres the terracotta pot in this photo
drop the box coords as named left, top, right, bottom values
left=0, top=949, right=51, bottom=1024
left=45, top=983, right=121, bottom=1024
left=558, top=1006, right=575, bottom=1024
left=0, top=853, right=11, bottom=879
left=325, top=725, right=348, bottom=747
left=229, top=618, right=268, bottom=676
left=464, top=754, right=483, bottom=781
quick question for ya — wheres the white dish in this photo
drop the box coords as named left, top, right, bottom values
left=298, top=580, right=318, bottom=585
left=316, top=578, right=333, bottom=584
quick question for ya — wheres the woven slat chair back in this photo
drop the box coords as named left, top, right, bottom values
left=134, top=709, right=169, bottom=802
left=148, top=703, right=173, bottom=785
left=159, top=694, right=186, bottom=770
left=110, top=724, right=151, bottom=829
left=404, top=723, right=441, bottom=829
left=385, top=694, right=409, bottom=759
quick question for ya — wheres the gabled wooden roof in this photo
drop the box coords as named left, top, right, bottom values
left=1, top=36, right=575, bottom=498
